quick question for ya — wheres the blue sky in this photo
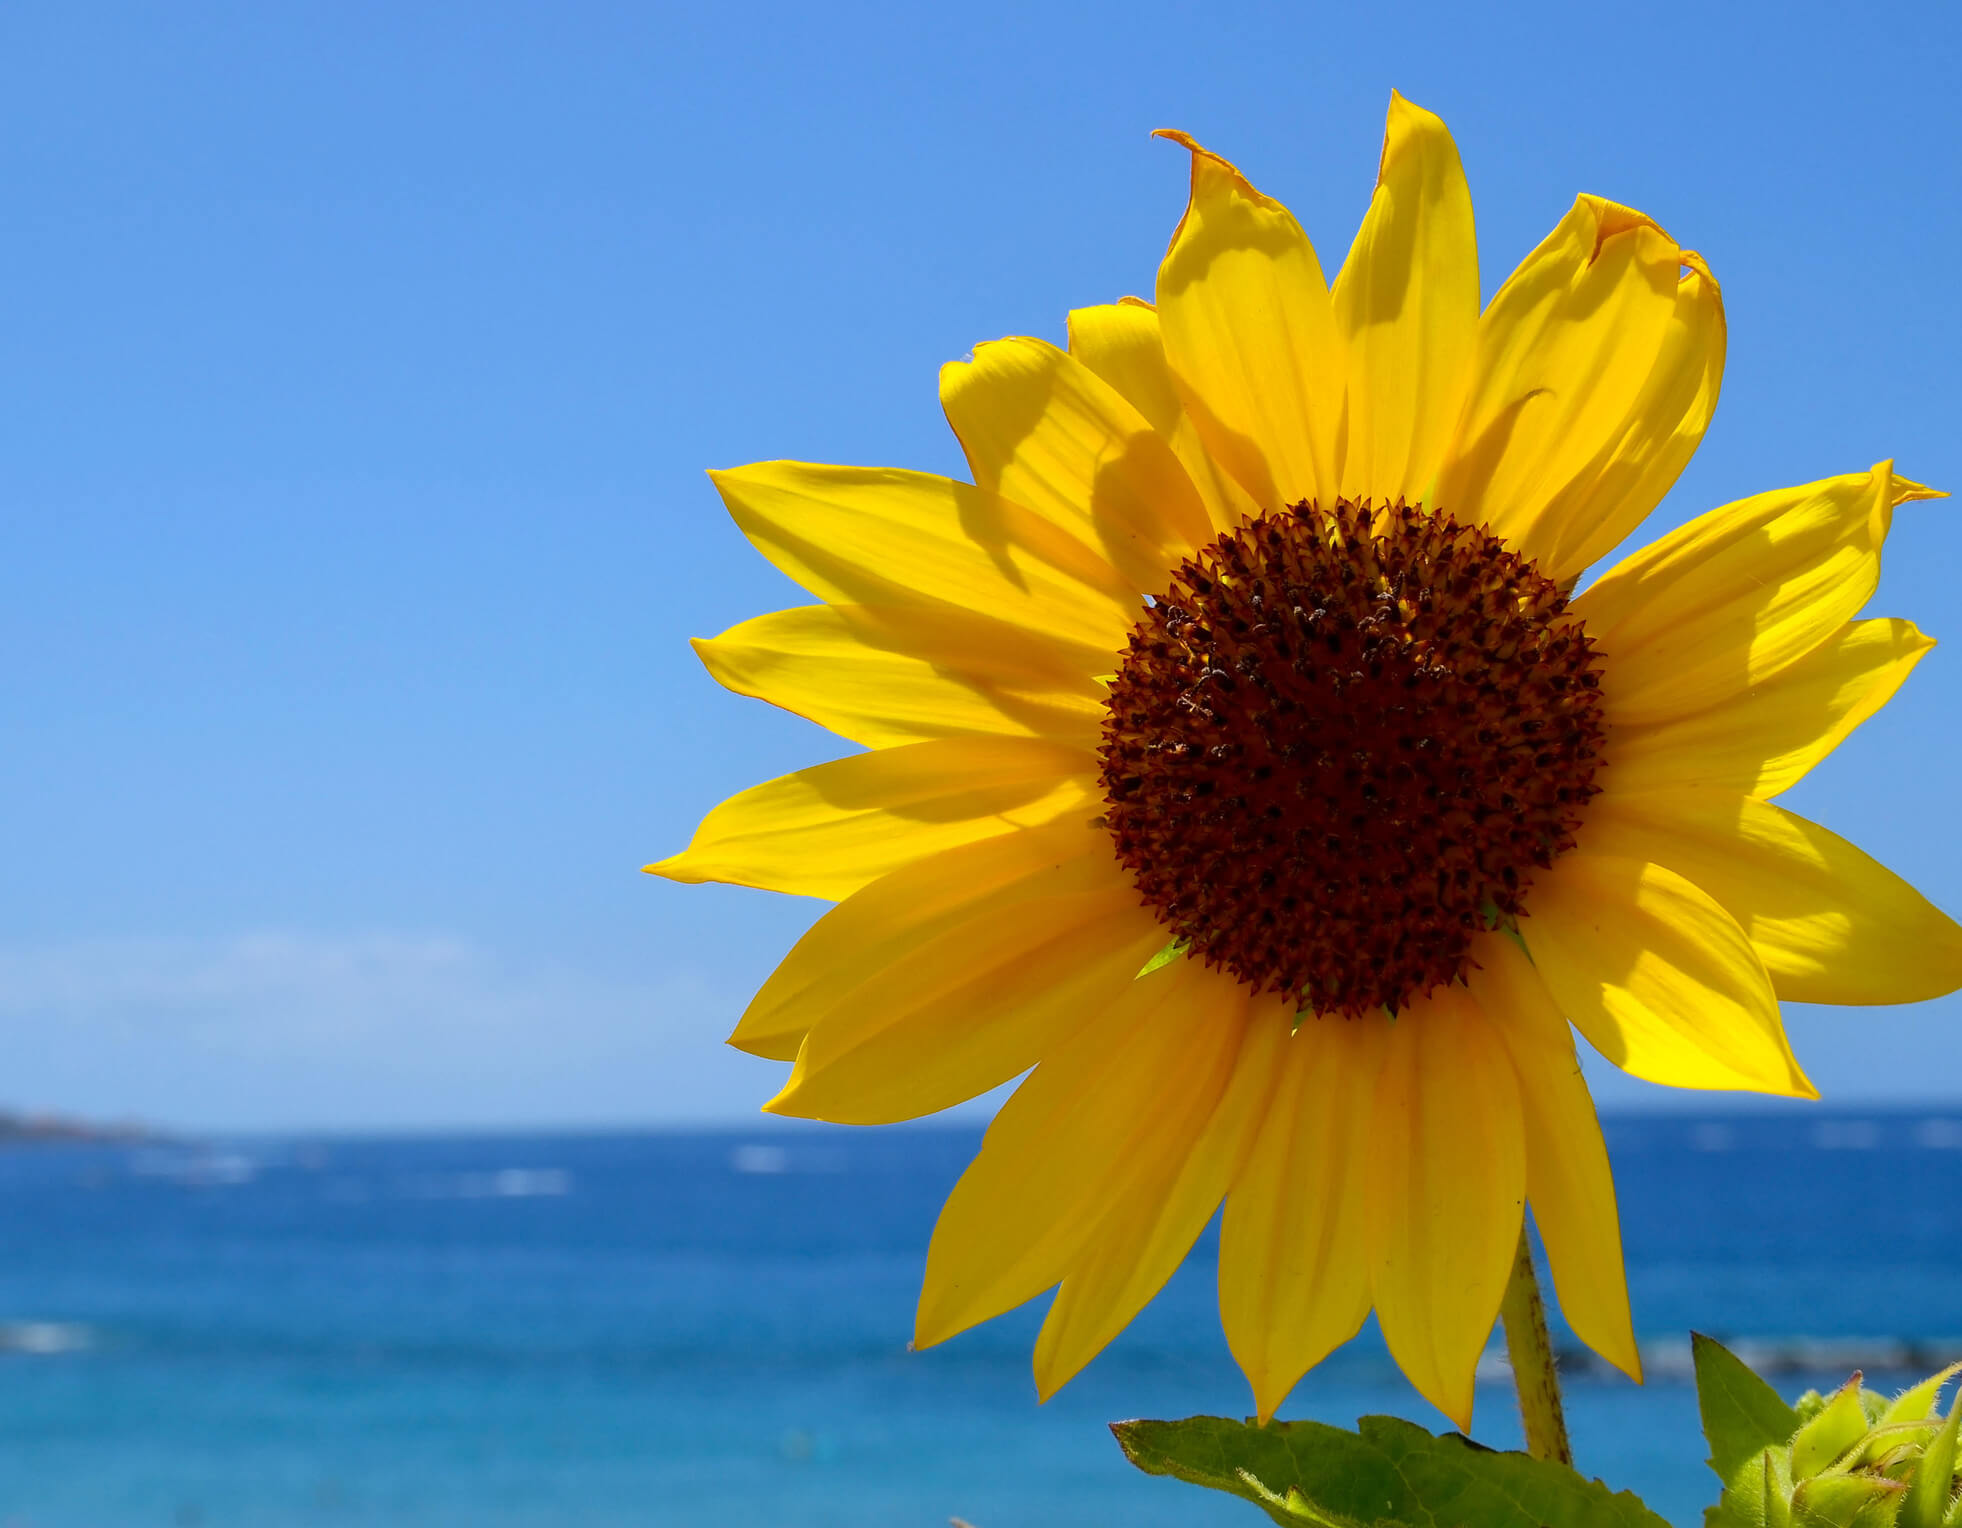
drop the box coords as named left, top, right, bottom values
left=1, top=1, right=1957, bottom=1129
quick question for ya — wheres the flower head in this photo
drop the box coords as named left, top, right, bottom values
left=651, top=94, right=1961, bottom=1428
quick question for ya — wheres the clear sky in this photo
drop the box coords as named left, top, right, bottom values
left=1, top=1, right=1957, bottom=1130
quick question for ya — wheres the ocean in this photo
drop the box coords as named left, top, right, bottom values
left=1, top=1110, right=1958, bottom=1527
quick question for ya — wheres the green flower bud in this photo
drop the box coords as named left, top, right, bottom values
left=1696, top=1338, right=1961, bottom=1528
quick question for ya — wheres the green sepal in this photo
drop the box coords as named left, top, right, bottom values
left=1112, top=1413, right=1670, bottom=1528
left=1710, top=1446, right=1796, bottom=1528
left=1851, top=1419, right=1945, bottom=1472
left=1766, top=1450, right=1797, bottom=1528
left=1696, top=1334, right=1803, bottom=1483
left=1793, top=1381, right=1875, bottom=1481
left=1136, top=937, right=1189, bottom=979
left=1886, top=1365, right=1962, bottom=1428
left=1901, top=1403, right=1960, bottom=1528
left=1789, top=1473, right=1903, bottom=1528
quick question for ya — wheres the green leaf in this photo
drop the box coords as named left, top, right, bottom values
left=1902, top=1402, right=1961, bottom=1528
left=1112, top=1413, right=1671, bottom=1528
left=1112, top=1416, right=1386, bottom=1528
left=1358, top=1416, right=1672, bottom=1528
left=1136, top=937, right=1188, bottom=979
left=1696, top=1334, right=1803, bottom=1482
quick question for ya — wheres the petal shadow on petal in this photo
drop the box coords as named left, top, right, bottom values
left=827, top=602, right=1114, bottom=739
left=945, top=344, right=1215, bottom=594
left=1166, top=382, right=1279, bottom=512
left=1582, top=465, right=1915, bottom=731
left=1448, top=391, right=1543, bottom=523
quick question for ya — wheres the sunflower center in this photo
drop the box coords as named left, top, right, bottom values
left=1098, top=497, right=1606, bottom=1017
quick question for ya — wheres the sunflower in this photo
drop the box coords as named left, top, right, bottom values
left=651, top=94, right=1962, bottom=1429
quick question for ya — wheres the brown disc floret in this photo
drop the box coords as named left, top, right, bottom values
left=1098, top=498, right=1606, bottom=1017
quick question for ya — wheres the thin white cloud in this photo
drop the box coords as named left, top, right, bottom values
left=0, top=931, right=778, bottom=1131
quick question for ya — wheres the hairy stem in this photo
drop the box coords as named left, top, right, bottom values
left=1499, top=1225, right=1572, bottom=1465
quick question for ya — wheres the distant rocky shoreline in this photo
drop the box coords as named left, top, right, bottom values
left=0, top=1109, right=157, bottom=1145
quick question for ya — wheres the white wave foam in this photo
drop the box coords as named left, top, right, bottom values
left=0, top=1321, right=92, bottom=1355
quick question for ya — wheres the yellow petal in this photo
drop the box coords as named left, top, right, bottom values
left=1585, top=789, right=1962, bottom=1007
left=1523, top=850, right=1814, bottom=1097
left=1032, top=991, right=1289, bottom=1400
left=729, top=816, right=1124, bottom=1062
left=914, top=956, right=1250, bottom=1349
left=708, top=461, right=1136, bottom=657
left=648, top=737, right=1098, bottom=901
left=1331, top=92, right=1479, bottom=507
left=1608, top=618, right=1934, bottom=798
left=1579, top=463, right=1940, bottom=728
left=693, top=604, right=1106, bottom=749
left=769, top=892, right=1159, bottom=1125
left=1437, top=197, right=1722, bottom=583
left=1368, top=985, right=1525, bottom=1432
left=753, top=823, right=1161, bottom=1111
left=1546, top=251, right=1725, bottom=577
left=1066, top=299, right=1261, bottom=535
left=1470, top=935, right=1639, bottom=1382
left=1153, top=132, right=1344, bottom=512
left=1218, top=1010, right=1391, bottom=1422
left=940, top=336, right=1215, bottom=595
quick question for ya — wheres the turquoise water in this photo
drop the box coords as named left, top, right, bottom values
left=1, top=1112, right=1958, bottom=1526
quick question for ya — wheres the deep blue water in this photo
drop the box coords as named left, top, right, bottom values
left=0, top=1111, right=1958, bottom=1527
